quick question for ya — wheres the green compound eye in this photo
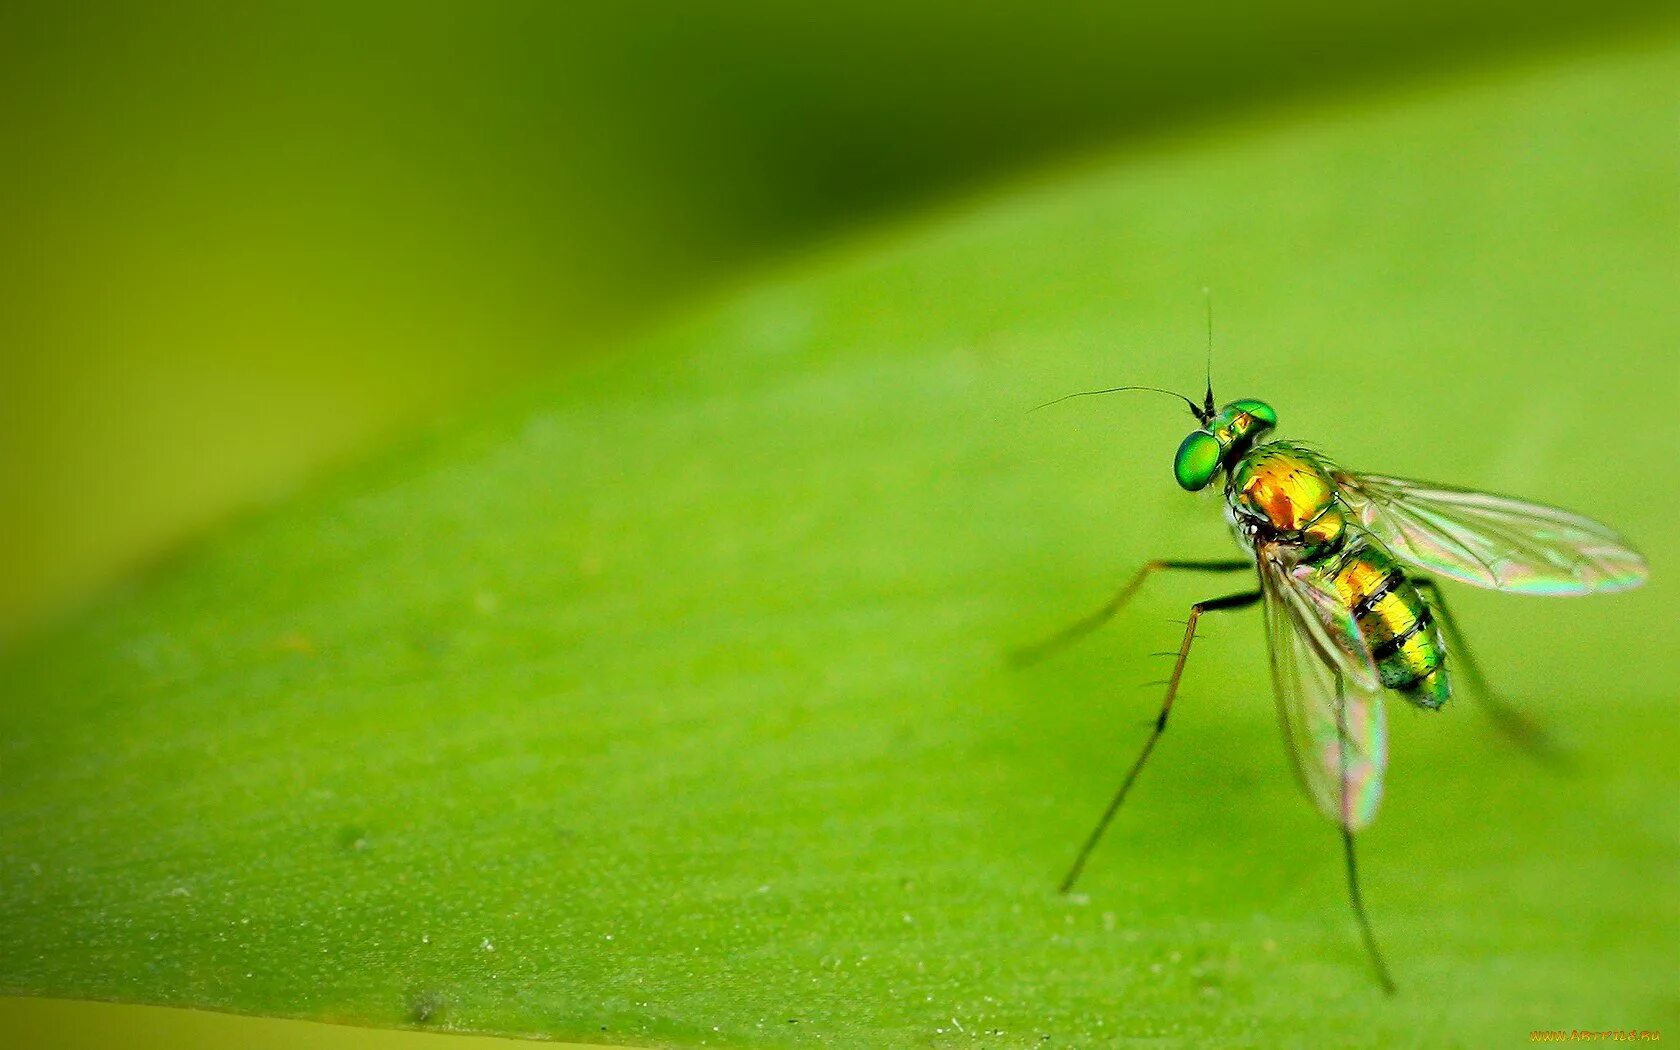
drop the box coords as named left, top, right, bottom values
left=1225, top=398, right=1277, bottom=429
left=1174, top=430, right=1223, bottom=491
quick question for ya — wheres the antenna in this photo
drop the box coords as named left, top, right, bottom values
left=1201, top=287, right=1216, bottom=418
left=1030, top=385, right=1202, bottom=417
left=1034, top=291, right=1228, bottom=423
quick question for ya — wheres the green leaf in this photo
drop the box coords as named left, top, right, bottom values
left=3, top=38, right=1676, bottom=1046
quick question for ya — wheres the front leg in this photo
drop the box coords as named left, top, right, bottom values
left=1058, top=588, right=1261, bottom=893
left=1011, top=558, right=1251, bottom=666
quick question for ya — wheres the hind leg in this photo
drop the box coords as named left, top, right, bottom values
left=1413, top=578, right=1569, bottom=767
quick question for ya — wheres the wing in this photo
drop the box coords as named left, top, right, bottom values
left=1333, top=472, right=1648, bottom=596
left=1259, top=543, right=1387, bottom=831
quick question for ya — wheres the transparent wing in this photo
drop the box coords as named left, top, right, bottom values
left=1333, top=472, right=1648, bottom=596
left=1259, top=544, right=1387, bottom=831
left=1258, top=542, right=1381, bottom=692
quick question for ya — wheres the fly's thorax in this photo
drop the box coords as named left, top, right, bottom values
left=1227, top=443, right=1344, bottom=548
left=1299, top=505, right=1348, bottom=559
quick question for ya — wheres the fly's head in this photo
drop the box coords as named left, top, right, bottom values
left=1173, top=398, right=1278, bottom=491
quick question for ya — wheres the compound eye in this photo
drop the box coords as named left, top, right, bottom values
left=1174, top=431, right=1222, bottom=491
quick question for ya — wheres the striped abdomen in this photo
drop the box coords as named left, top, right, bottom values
left=1320, top=536, right=1451, bottom=709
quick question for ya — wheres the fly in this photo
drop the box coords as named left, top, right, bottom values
left=1019, top=314, right=1648, bottom=993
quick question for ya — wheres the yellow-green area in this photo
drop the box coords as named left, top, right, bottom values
left=1, top=1, right=1672, bottom=643
left=0, top=998, right=591, bottom=1050
left=2, top=35, right=1677, bottom=1049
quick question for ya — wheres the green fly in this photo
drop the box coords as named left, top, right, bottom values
left=1020, top=342, right=1648, bottom=993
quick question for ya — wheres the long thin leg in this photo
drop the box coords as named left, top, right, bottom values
left=1413, top=578, right=1567, bottom=767
left=1058, top=588, right=1261, bottom=894
left=1340, top=827, right=1396, bottom=995
left=1334, top=673, right=1398, bottom=995
left=1012, top=559, right=1251, bottom=667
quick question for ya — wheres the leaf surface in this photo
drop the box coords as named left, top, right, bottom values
left=2, top=39, right=1676, bottom=1048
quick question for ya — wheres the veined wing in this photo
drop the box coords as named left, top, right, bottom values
left=1259, top=543, right=1387, bottom=831
left=1258, top=543, right=1381, bottom=692
left=1333, top=472, right=1648, bottom=596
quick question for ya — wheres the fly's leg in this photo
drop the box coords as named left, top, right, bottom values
left=1058, top=588, right=1261, bottom=894
left=1334, top=672, right=1398, bottom=995
left=1413, top=578, right=1569, bottom=767
left=1011, top=559, right=1251, bottom=667
left=1339, top=826, right=1396, bottom=995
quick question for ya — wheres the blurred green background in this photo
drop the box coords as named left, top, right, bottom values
left=1, top=0, right=1672, bottom=642
left=2, top=4, right=1677, bottom=1050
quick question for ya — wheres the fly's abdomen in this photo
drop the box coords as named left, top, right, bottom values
left=1323, top=537, right=1451, bottom=709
